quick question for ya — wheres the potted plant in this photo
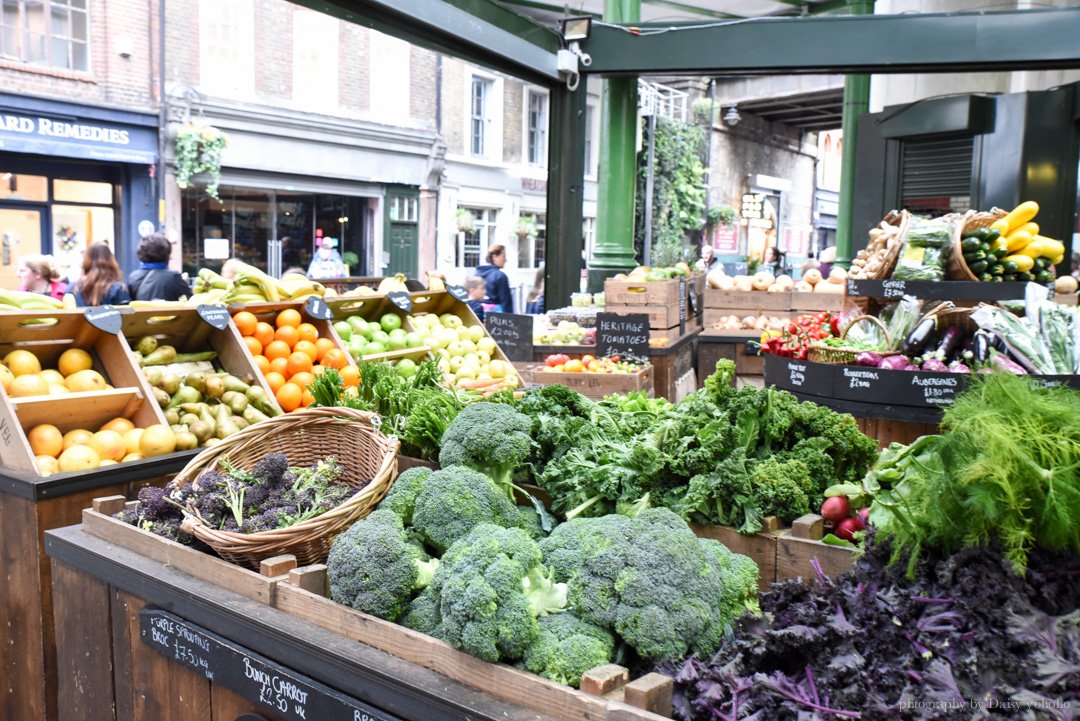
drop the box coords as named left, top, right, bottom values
left=342, top=251, right=359, bottom=276
left=514, top=215, right=538, bottom=240
left=706, top=205, right=736, bottom=230
left=455, top=208, right=476, bottom=234
left=175, top=123, right=228, bottom=201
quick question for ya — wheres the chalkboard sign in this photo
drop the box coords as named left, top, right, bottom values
left=304, top=295, right=333, bottom=320
left=447, top=284, right=468, bottom=302
left=197, top=304, right=231, bottom=330
left=387, top=291, right=413, bottom=313
left=140, top=609, right=400, bottom=721
left=485, top=312, right=533, bottom=362
left=596, top=312, right=649, bottom=361
left=84, top=305, right=122, bottom=334
left=832, top=365, right=964, bottom=408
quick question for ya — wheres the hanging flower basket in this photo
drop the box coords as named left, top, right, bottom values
left=455, top=208, right=476, bottom=234
left=175, top=123, right=228, bottom=201
left=514, top=216, right=538, bottom=240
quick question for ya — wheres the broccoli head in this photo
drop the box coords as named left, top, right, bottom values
left=378, top=466, right=434, bottom=525
left=412, top=467, right=538, bottom=552
left=327, top=509, right=438, bottom=622
left=427, top=524, right=567, bottom=663
left=438, top=402, right=533, bottom=490
left=750, top=458, right=812, bottom=522
left=400, top=586, right=442, bottom=636
left=522, top=613, right=615, bottom=687
left=539, top=507, right=758, bottom=663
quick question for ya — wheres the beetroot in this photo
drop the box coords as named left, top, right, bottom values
left=820, top=496, right=850, bottom=524
left=835, top=516, right=864, bottom=542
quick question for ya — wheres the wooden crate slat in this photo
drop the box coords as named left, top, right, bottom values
left=704, top=289, right=791, bottom=311
left=692, top=523, right=780, bottom=590
left=12, top=388, right=145, bottom=434
left=775, top=534, right=857, bottom=583
left=516, top=364, right=653, bottom=399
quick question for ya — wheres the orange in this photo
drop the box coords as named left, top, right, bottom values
left=340, top=365, right=360, bottom=388
left=296, top=323, right=319, bottom=344
left=243, top=336, right=263, bottom=356
left=0, top=363, right=13, bottom=392
left=35, top=455, right=59, bottom=476
left=285, top=351, right=313, bottom=377
left=48, top=383, right=71, bottom=396
left=252, top=354, right=270, bottom=374
left=122, top=428, right=144, bottom=455
left=301, top=389, right=315, bottom=408
left=264, top=371, right=286, bottom=394
left=264, top=340, right=292, bottom=361
left=274, top=325, right=299, bottom=348
left=294, top=340, right=319, bottom=362
left=253, top=321, right=275, bottom=348
left=57, top=348, right=92, bottom=377
left=268, top=356, right=289, bottom=375
left=66, top=369, right=108, bottom=393
left=4, top=349, right=41, bottom=376
left=57, top=445, right=101, bottom=473
left=39, top=369, right=65, bottom=385
left=289, top=371, right=315, bottom=391
left=139, top=424, right=177, bottom=457
left=314, top=337, right=336, bottom=361
left=233, top=311, right=258, bottom=337
left=100, top=417, right=135, bottom=435
left=27, top=424, right=63, bottom=458
left=321, top=348, right=349, bottom=370
left=63, top=428, right=95, bottom=450
left=276, top=308, right=302, bottom=329
left=275, top=382, right=303, bottom=412
left=88, top=430, right=126, bottom=462
left=10, top=374, right=49, bottom=397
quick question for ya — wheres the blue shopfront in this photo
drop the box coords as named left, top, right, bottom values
left=0, top=93, right=158, bottom=290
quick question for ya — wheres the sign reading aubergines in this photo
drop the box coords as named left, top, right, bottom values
left=0, top=111, right=157, bottom=163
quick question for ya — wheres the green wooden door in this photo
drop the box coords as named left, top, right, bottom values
left=385, top=187, right=420, bottom=278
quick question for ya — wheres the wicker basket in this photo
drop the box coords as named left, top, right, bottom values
left=173, top=406, right=399, bottom=569
left=858, top=210, right=912, bottom=281
left=945, top=208, right=1007, bottom=281
left=807, top=315, right=898, bottom=365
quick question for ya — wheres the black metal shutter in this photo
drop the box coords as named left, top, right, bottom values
left=900, top=137, right=974, bottom=212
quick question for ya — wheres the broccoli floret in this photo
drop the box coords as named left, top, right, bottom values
left=251, top=452, right=289, bottom=487
left=539, top=507, right=757, bottom=663
left=428, top=523, right=567, bottom=663
left=412, top=467, right=537, bottom=552
left=135, top=485, right=177, bottom=521
left=400, top=586, right=442, bottom=635
left=378, top=466, right=433, bottom=525
left=438, top=402, right=533, bottom=492
left=327, top=509, right=439, bottom=622
left=750, top=458, right=812, bottom=522
left=522, top=613, right=615, bottom=687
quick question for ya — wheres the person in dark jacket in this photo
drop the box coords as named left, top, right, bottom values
left=127, top=232, right=190, bottom=302
left=474, top=244, right=513, bottom=313
left=464, top=276, right=486, bottom=321
left=72, top=243, right=130, bottom=307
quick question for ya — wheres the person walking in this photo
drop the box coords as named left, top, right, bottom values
left=475, top=244, right=513, bottom=313
left=525, top=265, right=545, bottom=315
left=71, top=243, right=130, bottom=307
left=16, top=254, right=67, bottom=299
left=696, top=245, right=722, bottom=273
left=127, top=233, right=190, bottom=301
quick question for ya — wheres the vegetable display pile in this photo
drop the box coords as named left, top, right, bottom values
left=656, top=534, right=1080, bottom=720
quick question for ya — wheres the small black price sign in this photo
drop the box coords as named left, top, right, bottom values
left=596, top=312, right=650, bottom=361
left=197, top=304, right=231, bottom=330
left=447, top=284, right=468, bottom=302
left=387, top=291, right=413, bottom=313
left=485, top=312, right=533, bottom=362
left=84, top=305, right=122, bottom=334
left=304, top=295, right=333, bottom=320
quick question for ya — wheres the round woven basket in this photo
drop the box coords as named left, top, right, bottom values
left=864, top=210, right=912, bottom=281
left=173, top=406, right=399, bottom=569
left=946, top=208, right=1006, bottom=281
left=807, top=315, right=898, bottom=365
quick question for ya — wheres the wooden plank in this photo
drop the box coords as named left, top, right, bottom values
left=604, top=279, right=681, bottom=307
left=789, top=290, right=845, bottom=312
left=605, top=304, right=680, bottom=331
left=12, top=388, right=144, bottom=433
left=776, top=534, right=857, bottom=583
left=580, top=665, right=629, bottom=697
left=704, top=289, right=791, bottom=311
left=110, top=589, right=137, bottom=721
left=212, top=683, right=285, bottom=721
left=790, top=514, right=825, bottom=540
left=622, top=674, right=673, bottom=717
left=51, top=560, right=116, bottom=721
left=273, top=583, right=663, bottom=721
left=516, top=364, right=653, bottom=399
left=703, top=307, right=791, bottom=327
left=289, top=564, right=328, bottom=595
left=692, top=523, right=779, bottom=590
left=260, top=554, right=298, bottom=577
left=82, top=508, right=279, bottom=605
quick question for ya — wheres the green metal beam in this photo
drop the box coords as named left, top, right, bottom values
left=293, top=0, right=560, bottom=84
left=499, top=0, right=599, bottom=18
left=580, top=7, right=1080, bottom=76
left=643, top=0, right=746, bottom=20
left=545, top=85, right=588, bottom=312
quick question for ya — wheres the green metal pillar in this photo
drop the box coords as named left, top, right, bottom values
left=834, top=0, right=874, bottom=268
left=588, top=0, right=640, bottom=291
left=545, top=84, right=588, bottom=312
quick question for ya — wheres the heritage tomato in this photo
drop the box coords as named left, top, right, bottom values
left=564, top=360, right=585, bottom=373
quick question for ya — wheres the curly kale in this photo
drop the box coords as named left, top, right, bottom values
left=750, top=458, right=812, bottom=522
left=522, top=613, right=615, bottom=687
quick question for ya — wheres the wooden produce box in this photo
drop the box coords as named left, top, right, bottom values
left=703, top=307, right=790, bottom=328
left=517, top=364, right=653, bottom=399
left=0, top=310, right=167, bottom=475
left=704, top=288, right=791, bottom=312
left=696, top=332, right=765, bottom=381
left=692, top=519, right=782, bottom=591
left=403, top=289, right=516, bottom=370
left=327, top=293, right=435, bottom=365
left=1055, top=292, right=1078, bottom=306
left=274, top=566, right=674, bottom=721
left=650, top=314, right=703, bottom=347
left=604, top=277, right=682, bottom=306
left=790, top=290, right=845, bottom=312
left=606, top=303, right=682, bottom=331
left=775, top=513, right=857, bottom=583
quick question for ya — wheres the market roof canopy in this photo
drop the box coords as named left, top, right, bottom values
left=496, top=0, right=848, bottom=22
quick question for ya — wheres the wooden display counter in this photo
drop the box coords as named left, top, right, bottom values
left=696, top=331, right=763, bottom=385
left=0, top=452, right=197, bottom=721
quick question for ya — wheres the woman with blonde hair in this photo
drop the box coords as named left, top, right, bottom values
left=16, top=254, right=67, bottom=300
left=72, top=243, right=130, bottom=307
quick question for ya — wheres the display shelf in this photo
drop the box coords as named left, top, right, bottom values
left=11, top=388, right=146, bottom=434
left=845, top=278, right=1047, bottom=300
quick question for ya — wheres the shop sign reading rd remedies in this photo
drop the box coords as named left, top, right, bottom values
left=0, top=114, right=131, bottom=145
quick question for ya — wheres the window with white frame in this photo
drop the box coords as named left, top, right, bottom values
left=516, top=213, right=545, bottom=268
left=525, top=89, right=548, bottom=166
left=0, top=0, right=89, bottom=71
left=390, top=196, right=418, bottom=223
left=583, top=216, right=596, bottom=259
left=292, top=9, right=339, bottom=111
left=369, top=31, right=411, bottom=124
left=199, top=0, right=255, bottom=97
left=584, top=101, right=599, bottom=178
left=458, top=208, right=497, bottom=268
left=470, top=77, right=493, bottom=157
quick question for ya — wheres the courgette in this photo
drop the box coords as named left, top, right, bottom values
left=1003, top=273, right=1017, bottom=282
left=961, top=237, right=983, bottom=253
left=963, top=249, right=987, bottom=263
left=968, top=260, right=988, bottom=275
left=1033, top=257, right=1050, bottom=271
left=1016, top=271, right=1033, bottom=282
left=990, top=264, right=1005, bottom=276
left=1035, top=269, right=1055, bottom=283
left=979, top=272, right=994, bottom=282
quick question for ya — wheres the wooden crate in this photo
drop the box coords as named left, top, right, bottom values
left=704, top=289, right=791, bottom=311
left=604, top=278, right=681, bottom=306
left=775, top=513, right=857, bottom=583
left=606, top=303, right=681, bottom=331
left=517, top=363, right=653, bottom=399
left=790, top=290, right=845, bottom=312
left=649, top=315, right=703, bottom=347
left=692, top=520, right=782, bottom=590
left=703, top=308, right=790, bottom=328
left=1054, top=292, right=1078, bottom=306
left=0, top=310, right=167, bottom=475
left=274, top=566, right=673, bottom=721
left=403, top=290, right=514, bottom=369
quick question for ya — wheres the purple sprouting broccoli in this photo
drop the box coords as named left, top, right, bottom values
left=135, top=485, right=181, bottom=522
left=251, top=452, right=290, bottom=487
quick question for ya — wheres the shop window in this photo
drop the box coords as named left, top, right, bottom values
left=458, top=208, right=496, bottom=269
left=583, top=216, right=596, bottom=259
left=584, top=101, right=598, bottom=178
left=199, top=0, right=254, bottom=97
left=293, top=8, right=338, bottom=111
left=0, top=172, right=48, bottom=202
left=525, top=88, right=548, bottom=167
left=0, top=0, right=89, bottom=72
left=52, top=178, right=112, bottom=205
left=369, top=30, right=410, bottom=124
left=517, top=212, right=545, bottom=268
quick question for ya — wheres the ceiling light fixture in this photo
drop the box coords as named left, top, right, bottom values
left=723, top=106, right=741, bottom=126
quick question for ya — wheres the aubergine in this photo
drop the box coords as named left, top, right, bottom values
left=933, top=326, right=965, bottom=361
left=973, top=330, right=992, bottom=364
left=902, top=317, right=937, bottom=357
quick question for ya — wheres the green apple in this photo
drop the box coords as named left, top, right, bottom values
left=477, top=337, right=496, bottom=354
left=347, top=315, right=367, bottom=333
left=459, top=339, right=477, bottom=355
left=463, top=353, right=480, bottom=368
left=387, top=334, right=408, bottom=351
left=404, top=332, right=424, bottom=348
left=426, top=333, right=449, bottom=350
left=476, top=350, right=491, bottom=365
left=380, top=312, right=403, bottom=333
left=372, top=330, right=391, bottom=345
left=456, top=326, right=472, bottom=341
left=448, top=356, right=465, bottom=373
left=488, top=360, right=509, bottom=379
left=360, top=323, right=379, bottom=342
left=440, top=313, right=463, bottom=329
left=388, top=328, right=407, bottom=340
left=363, top=341, right=388, bottom=356
left=455, top=365, right=477, bottom=381
left=333, top=321, right=352, bottom=342
left=447, top=340, right=467, bottom=358
left=467, top=325, right=486, bottom=343
left=395, top=358, right=418, bottom=378
left=347, top=339, right=366, bottom=359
